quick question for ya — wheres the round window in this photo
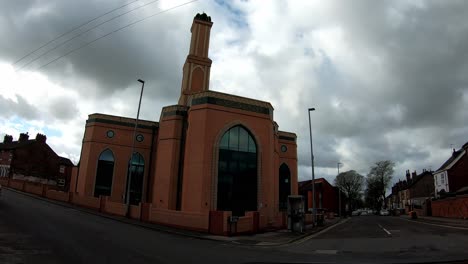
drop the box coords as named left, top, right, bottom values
left=136, top=134, right=144, bottom=142
left=106, top=130, right=114, bottom=138
left=281, top=145, right=287, bottom=153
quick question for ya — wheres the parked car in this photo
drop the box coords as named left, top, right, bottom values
left=351, top=210, right=361, bottom=216
left=379, top=209, right=390, bottom=216
left=360, top=210, right=368, bottom=216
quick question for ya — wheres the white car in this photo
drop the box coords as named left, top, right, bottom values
left=380, top=209, right=390, bottom=216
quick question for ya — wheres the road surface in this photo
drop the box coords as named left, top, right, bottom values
left=1, top=189, right=468, bottom=263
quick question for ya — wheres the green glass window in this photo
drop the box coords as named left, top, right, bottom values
left=217, top=126, right=257, bottom=216
left=228, top=126, right=239, bottom=151
left=279, top=163, right=291, bottom=211
left=220, top=126, right=257, bottom=153
left=94, top=149, right=114, bottom=197
left=126, top=153, right=145, bottom=205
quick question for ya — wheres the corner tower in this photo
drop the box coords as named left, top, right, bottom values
left=178, top=13, right=213, bottom=105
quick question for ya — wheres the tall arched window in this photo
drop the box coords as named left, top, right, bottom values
left=217, top=125, right=257, bottom=216
left=126, top=152, right=145, bottom=205
left=94, top=149, right=114, bottom=197
left=279, top=163, right=291, bottom=211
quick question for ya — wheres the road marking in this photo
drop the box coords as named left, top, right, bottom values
left=378, top=224, right=391, bottom=235
left=314, top=249, right=337, bottom=255
left=396, top=216, right=468, bottom=230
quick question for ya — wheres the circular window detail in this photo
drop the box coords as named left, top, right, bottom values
left=136, top=134, right=144, bottom=142
left=281, top=145, right=287, bottom=153
left=106, top=130, right=115, bottom=138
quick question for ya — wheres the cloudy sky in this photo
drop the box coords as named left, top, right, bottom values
left=1, top=0, right=467, bottom=186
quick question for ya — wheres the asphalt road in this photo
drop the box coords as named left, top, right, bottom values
left=1, top=189, right=468, bottom=264
left=283, top=212, right=468, bottom=263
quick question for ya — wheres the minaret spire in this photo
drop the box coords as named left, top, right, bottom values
left=178, top=13, right=213, bottom=105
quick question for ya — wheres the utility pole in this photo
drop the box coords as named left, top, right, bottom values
left=337, top=162, right=342, bottom=217
left=125, top=79, right=145, bottom=217
left=308, top=108, right=316, bottom=226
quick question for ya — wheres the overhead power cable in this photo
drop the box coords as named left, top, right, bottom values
left=13, top=0, right=141, bottom=66
left=15, top=0, right=162, bottom=72
left=33, top=0, right=199, bottom=72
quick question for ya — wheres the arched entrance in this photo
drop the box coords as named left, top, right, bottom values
left=279, top=163, right=291, bottom=211
left=126, top=152, right=145, bottom=205
left=217, top=125, right=257, bottom=216
left=94, top=149, right=114, bottom=197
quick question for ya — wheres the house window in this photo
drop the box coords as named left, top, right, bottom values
left=441, top=174, right=445, bottom=184
left=0, top=166, right=9, bottom=177
left=59, top=165, right=65, bottom=174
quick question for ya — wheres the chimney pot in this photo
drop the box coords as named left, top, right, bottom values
left=35, top=133, right=47, bottom=143
left=18, top=132, right=29, bottom=142
left=3, top=134, right=13, bottom=143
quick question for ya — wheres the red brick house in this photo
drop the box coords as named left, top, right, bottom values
left=390, top=171, right=413, bottom=210
left=434, top=142, right=468, bottom=197
left=409, top=170, right=434, bottom=199
left=298, top=178, right=344, bottom=215
left=0, top=133, right=74, bottom=190
left=407, top=169, right=434, bottom=215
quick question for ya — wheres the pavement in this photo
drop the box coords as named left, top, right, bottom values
left=400, top=214, right=468, bottom=229
left=206, top=217, right=343, bottom=246
left=2, top=188, right=468, bottom=263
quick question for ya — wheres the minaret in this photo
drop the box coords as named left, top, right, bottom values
left=178, top=13, right=213, bottom=105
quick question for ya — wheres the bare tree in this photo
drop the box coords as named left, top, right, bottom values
left=334, top=170, right=364, bottom=210
left=367, top=160, right=394, bottom=209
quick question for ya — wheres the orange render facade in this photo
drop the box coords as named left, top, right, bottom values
left=75, top=13, right=298, bottom=235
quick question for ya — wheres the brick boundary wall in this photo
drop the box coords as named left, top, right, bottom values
left=2, top=177, right=268, bottom=235
left=431, top=195, right=468, bottom=219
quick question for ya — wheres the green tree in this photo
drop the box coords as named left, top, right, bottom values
left=365, top=176, right=384, bottom=210
left=334, top=170, right=364, bottom=211
left=366, top=160, right=394, bottom=209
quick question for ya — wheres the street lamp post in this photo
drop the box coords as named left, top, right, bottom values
left=125, top=79, right=145, bottom=217
left=337, top=162, right=342, bottom=217
left=308, top=108, right=316, bottom=225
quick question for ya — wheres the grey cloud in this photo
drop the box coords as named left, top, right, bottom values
left=48, top=97, right=79, bottom=120
left=0, top=95, right=40, bottom=120
left=0, top=0, right=215, bottom=102
left=1, top=0, right=468, bottom=184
